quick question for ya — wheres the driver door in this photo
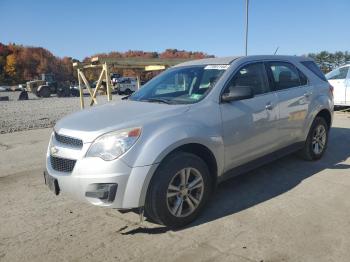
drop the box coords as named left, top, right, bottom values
left=220, top=62, right=280, bottom=171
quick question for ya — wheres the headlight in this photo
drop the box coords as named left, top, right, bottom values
left=86, top=127, right=141, bottom=161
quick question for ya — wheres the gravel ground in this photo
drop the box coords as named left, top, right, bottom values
left=1, top=90, right=349, bottom=134
left=0, top=91, right=122, bottom=133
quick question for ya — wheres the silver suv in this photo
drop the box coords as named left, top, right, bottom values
left=44, top=56, right=333, bottom=227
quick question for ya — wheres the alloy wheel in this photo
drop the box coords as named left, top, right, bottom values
left=312, top=124, right=327, bottom=155
left=166, top=167, right=204, bottom=218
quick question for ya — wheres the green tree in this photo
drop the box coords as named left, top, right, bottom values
left=307, top=51, right=350, bottom=73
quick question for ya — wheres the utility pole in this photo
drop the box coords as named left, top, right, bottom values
left=245, top=0, right=249, bottom=56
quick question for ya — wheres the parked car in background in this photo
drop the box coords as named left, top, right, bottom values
left=44, top=55, right=333, bottom=227
left=111, top=73, right=122, bottom=85
left=0, top=86, right=9, bottom=92
left=326, top=65, right=350, bottom=106
left=115, top=77, right=138, bottom=95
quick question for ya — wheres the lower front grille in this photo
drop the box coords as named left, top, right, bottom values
left=50, top=155, right=76, bottom=173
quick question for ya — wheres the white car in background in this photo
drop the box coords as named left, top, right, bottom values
left=116, top=77, right=138, bottom=95
left=0, top=86, right=8, bottom=92
left=326, top=65, right=350, bottom=106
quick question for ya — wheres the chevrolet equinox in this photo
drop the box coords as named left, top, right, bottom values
left=44, top=56, right=333, bottom=227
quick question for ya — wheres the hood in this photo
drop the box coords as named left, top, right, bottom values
left=55, top=100, right=190, bottom=143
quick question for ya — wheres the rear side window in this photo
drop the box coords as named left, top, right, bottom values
left=225, top=62, right=270, bottom=95
left=301, top=61, right=327, bottom=81
left=298, top=69, right=308, bottom=86
left=326, top=66, right=349, bottom=80
left=267, top=62, right=301, bottom=90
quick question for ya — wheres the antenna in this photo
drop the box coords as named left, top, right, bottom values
left=273, top=47, right=279, bottom=55
left=244, top=0, right=249, bottom=56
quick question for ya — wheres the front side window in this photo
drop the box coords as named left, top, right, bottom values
left=130, top=65, right=228, bottom=104
left=326, top=66, right=349, bottom=80
left=267, top=62, right=301, bottom=90
left=224, top=62, right=270, bottom=95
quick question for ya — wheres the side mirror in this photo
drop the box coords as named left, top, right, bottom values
left=221, top=86, right=254, bottom=102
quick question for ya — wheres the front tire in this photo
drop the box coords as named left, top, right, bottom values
left=145, top=152, right=212, bottom=228
left=299, top=117, right=329, bottom=161
left=38, top=86, right=51, bottom=98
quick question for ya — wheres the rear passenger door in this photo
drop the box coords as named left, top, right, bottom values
left=220, top=62, right=279, bottom=171
left=266, top=61, right=311, bottom=146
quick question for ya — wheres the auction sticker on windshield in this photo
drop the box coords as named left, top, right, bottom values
left=204, top=65, right=230, bottom=70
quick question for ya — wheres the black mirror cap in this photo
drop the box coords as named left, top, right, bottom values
left=221, top=86, right=254, bottom=102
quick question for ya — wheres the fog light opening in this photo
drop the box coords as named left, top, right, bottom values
left=85, top=183, right=118, bottom=203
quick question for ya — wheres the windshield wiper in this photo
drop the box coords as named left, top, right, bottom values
left=141, top=98, right=172, bottom=104
left=121, top=95, right=131, bottom=100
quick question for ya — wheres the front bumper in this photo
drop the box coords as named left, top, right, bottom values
left=45, top=154, right=158, bottom=209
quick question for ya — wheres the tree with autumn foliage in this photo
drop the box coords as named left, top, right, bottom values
left=0, top=42, right=213, bottom=85
left=5, top=54, right=17, bottom=79
left=0, top=43, right=76, bottom=85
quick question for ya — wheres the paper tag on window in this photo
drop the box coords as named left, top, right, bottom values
left=204, top=65, right=230, bottom=70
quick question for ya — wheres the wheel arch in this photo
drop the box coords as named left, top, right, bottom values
left=138, top=142, right=219, bottom=207
left=315, top=108, right=332, bottom=129
left=37, top=84, right=49, bottom=92
left=303, top=101, right=333, bottom=140
left=171, top=143, right=218, bottom=186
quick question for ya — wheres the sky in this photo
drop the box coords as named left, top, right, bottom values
left=0, top=0, right=349, bottom=60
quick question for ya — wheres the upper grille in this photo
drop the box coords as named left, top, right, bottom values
left=54, top=132, right=83, bottom=148
left=50, top=155, right=76, bottom=173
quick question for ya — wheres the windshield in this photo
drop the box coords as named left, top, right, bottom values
left=129, top=65, right=229, bottom=104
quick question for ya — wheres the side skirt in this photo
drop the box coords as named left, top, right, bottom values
left=218, top=142, right=305, bottom=183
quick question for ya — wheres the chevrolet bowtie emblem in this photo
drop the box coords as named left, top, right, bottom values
left=50, top=146, right=59, bottom=155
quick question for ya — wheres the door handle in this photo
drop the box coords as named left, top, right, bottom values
left=303, top=92, right=312, bottom=98
left=265, top=103, right=273, bottom=110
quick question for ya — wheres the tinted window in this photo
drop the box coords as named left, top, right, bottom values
left=225, top=63, right=270, bottom=95
left=298, top=69, right=308, bottom=86
left=301, top=61, right=327, bottom=81
left=267, top=62, right=301, bottom=90
left=326, top=66, right=349, bottom=80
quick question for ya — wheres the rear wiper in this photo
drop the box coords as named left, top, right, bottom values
left=141, top=98, right=172, bottom=104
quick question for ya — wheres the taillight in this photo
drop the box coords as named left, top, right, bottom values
left=329, top=84, right=334, bottom=96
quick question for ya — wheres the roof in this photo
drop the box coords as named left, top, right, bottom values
left=173, top=56, right=240, bottom=67
left=174, top=55, right=314, bottom=67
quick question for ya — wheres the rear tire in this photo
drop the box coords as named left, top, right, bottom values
left=70, top=88, right=80, bottom=97
left=57, top=86, right=71, bottom=97
left=145, top=152, right=212, bottom=228
left=299, top=117, right=329, bottom=161
left=124, top=89, right=132, bottom=95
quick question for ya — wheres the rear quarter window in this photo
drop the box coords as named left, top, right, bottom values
left=301, top=61, right=327, bottom=81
